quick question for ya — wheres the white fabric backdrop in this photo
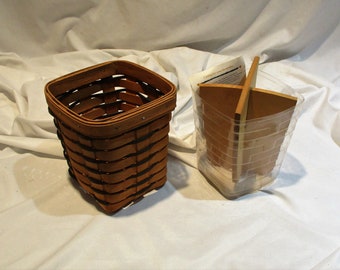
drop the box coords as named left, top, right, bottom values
left=0, top=0, right=340, bottom=269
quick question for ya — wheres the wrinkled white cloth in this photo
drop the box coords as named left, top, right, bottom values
left=1, top=0, right=340, bottom=269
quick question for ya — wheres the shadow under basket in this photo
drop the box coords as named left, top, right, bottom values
left=45, top=60, right=176, bottom=214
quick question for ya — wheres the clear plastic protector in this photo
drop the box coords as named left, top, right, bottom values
left=191, top=59, right=304, bottom=199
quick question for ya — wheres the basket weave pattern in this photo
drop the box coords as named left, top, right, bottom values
left=45, top=61, right=176, bottom=213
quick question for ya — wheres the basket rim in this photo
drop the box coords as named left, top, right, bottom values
left=45, top=60, right=176, bottom=136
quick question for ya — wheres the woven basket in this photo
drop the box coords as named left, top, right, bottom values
left=45, top=60, right=176, bottom=214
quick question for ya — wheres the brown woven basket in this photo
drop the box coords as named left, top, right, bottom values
left=45, top=60, right=176, bottom=214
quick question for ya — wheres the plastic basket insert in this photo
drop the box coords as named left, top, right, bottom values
left=194, top=57, right=302, bottom=199
left=44, top=60, right=176, bottom=214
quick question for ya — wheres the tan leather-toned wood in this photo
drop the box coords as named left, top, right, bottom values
left=198, top=56, right=297, bottom=184
left=235, top=56, right=259, bottom=122
left=233, top=56, right=260, bottom=181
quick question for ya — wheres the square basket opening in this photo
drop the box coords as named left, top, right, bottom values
left=54, top=74, right=166, bottom=121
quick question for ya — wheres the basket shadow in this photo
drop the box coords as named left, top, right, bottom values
left=234, top=153, right=306, bottom=200
left=165, top=152, right=305, bottom=202
left=13, top=153, right=177, bottom=216
left=267, top=153, right=306, bottom=189
left=166, top=155, right=226, bottom=201
left=14, top=154, right=101, bottom=216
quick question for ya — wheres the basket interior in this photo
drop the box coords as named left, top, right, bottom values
left=55, top=74, right=165, bottom=121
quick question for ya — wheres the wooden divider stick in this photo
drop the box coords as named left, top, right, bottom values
left=232, top=56, right=260, bottom=182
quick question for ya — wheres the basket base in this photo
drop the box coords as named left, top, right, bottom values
left=69, top=170, right=167, bottom=215
left=198, top=153, right=276, bottom=199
